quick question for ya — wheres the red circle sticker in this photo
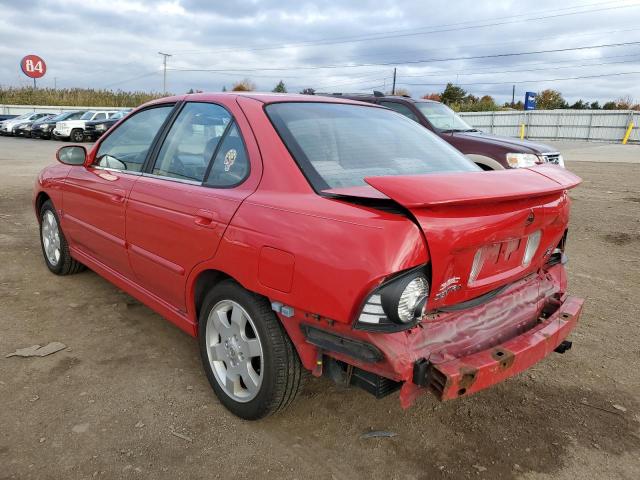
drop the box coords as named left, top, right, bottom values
left=20, top=55, right=47, bottom=79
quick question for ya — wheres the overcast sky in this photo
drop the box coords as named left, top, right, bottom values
left=1, top=0, right=639, bottom=104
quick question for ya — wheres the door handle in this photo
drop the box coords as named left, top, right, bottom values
left=194, top=209, right=218, bottom=228
left=110, top=188, right=126, bottom=203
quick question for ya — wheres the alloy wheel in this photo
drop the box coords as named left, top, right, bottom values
left=205, top=300, right=264, bottom=402
left=41, top=210, right=61, bottom=266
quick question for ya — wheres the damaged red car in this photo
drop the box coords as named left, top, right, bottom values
left=34, top=93, right=583, bottom=419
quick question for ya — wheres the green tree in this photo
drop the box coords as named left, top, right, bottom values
left=440, top=83, right=467, bottom=106
left=536, top=89, right=567, bottom=109
left=272, top=80, right=287, bottom=93
left=570, top=99, right=588, bottom=109
left=602, top=101, right=617, bottom=110
left=590, top=101, right=600, bottom=109
left=222, top=86, right=227, bottom=92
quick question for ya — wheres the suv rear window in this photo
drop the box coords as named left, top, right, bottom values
left=266, top=102, right=478, bottom=190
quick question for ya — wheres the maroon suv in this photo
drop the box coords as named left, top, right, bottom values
left=324, top=93, right=564, bottom=170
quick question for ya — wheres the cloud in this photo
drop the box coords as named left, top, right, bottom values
left=0, top=0, right=639, bottom=103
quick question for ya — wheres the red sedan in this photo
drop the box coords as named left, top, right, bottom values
left=34, top=93, right=583, bottom=419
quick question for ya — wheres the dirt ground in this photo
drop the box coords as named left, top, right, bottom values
left=1, top=136, right=639, bottom=480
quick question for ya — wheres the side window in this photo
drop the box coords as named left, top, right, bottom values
left=379, top=101, right=419, bottom=122
left=94, top=113, right=107, bottom=121
left=152, top=103, right=231, bottom=183
left=204, top=122, right=250, bottom=188
left=95, top=106, right=173, bottom=172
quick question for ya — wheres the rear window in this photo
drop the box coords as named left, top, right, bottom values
left=266, top=102, right=478, bottom=190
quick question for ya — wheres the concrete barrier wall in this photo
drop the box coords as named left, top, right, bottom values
left=459, top=110, right=639, bottom=143
left=0, top=104, right=123, bottom=115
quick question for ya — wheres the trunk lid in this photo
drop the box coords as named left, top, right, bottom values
left=364, top=165, right=581, bottom=309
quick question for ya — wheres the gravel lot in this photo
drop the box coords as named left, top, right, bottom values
left=1, top=137, right=639, bottom=480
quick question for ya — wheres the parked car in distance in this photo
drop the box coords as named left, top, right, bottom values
left=321, top=92, right=565, bottom=170
left=53, top=110, right=120, bottom=142
left=34, top=93, right=583, bottom=420
left=83, top=110, right=130, bottom=141
left=1, top=112, right=54, bottom=136
left=32, top=111, right=88, bottom=139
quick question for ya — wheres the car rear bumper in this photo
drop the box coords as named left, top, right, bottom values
left=411, top=294, right=582, bottom=402
left=308, top=264, right=583, bottom=408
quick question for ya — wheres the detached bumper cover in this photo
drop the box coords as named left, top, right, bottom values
left=408, top=294, right=583, bottom=405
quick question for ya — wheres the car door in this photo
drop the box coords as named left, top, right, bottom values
left=62, top=104, right=175, bottom=278
left=125, top=101, right=261, bottom=311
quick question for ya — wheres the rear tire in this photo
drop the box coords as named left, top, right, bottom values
left=39, top=200, right=85, bottom=275
left=198, top=280, right=305, bottom=420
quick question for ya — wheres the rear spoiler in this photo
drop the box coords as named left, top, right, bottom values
left=364, top=165, right=581, bottom=208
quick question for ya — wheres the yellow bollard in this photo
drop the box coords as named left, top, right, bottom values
left=519, top=123, right=525, bottom=140
left=622, top=121, right=634, bottom=145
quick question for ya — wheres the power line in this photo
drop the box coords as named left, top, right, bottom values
left=398, top=69, right=640, bottom=86
left=166, top=40, right=640, bottom=72
left=171, top=1, right=638, bottom=56
left=398, top=56, right=640, bottom=78
left=101, top=71, right=159, bottom=89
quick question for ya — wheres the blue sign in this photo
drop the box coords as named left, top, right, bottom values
left=524, top=92, right=536, bottom=110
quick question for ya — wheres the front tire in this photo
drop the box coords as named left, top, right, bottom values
left=70, top=129, right=84, bottom=143
left=39, top=200, right=85, bottom=275
left=198, top=280, right=305, bottom=420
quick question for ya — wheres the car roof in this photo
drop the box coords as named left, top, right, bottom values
left=142, top=92, right=384, bottom=108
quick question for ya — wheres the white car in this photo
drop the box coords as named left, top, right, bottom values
left=54, top=110, right=120, bottom=142
left=0, top=112, right=54, bottom=136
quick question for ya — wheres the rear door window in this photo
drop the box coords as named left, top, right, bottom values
left=204, top=122, right=250, bottom=188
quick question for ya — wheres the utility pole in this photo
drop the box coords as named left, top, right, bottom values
left=54, top=77, right=57, bottom=90
left=158, top=52, right=172, bottom=93
left=392, top=67, right=396, bottom=95
left=511, top=84, right=515, bottom=107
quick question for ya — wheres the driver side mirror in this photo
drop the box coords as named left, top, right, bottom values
left=56, top=146, right=86, bottom=166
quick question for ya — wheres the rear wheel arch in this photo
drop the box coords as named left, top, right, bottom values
left=466, top=154, right=505, bottom=171
left=190, top=267, right=317, bottom=371
left=192, top=269, right=234, bottom=321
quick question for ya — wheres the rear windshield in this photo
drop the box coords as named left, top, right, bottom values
left=266, top=102, right=478, bottom=190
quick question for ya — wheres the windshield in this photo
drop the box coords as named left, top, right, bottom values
left=266, top=102, right=479, bottom=190
left=55, top=111, right=82, bottom=121
left=80, top=111, right=95, bottom=120
left=415, top=102, right=476, bottom=132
